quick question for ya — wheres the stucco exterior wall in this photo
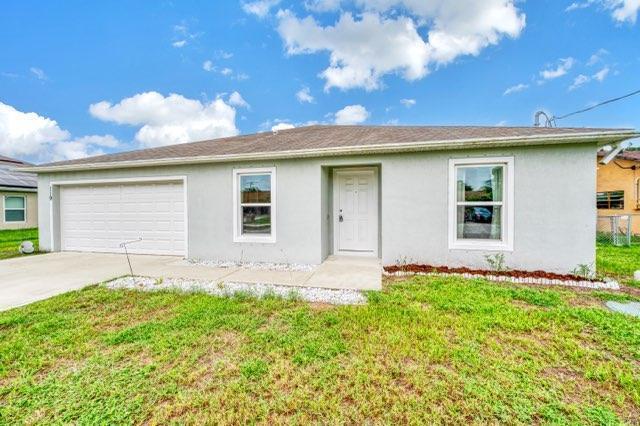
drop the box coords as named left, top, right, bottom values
left=596, top=158, right=640, bottom=235
left=1, top=191, right=38, bottom=230
left=37, top=142, right=596, bottom=272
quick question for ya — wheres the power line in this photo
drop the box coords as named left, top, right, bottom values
left=554, top=88, right=640, bottom=121
left=534, top=88, right=640, bottom=127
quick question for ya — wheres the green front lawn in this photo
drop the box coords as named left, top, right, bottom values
left=0, top=228, right=38, bottom=260
left=596, top=242, right=640, bottom=286
left=1, top=277, right=638, bottom=424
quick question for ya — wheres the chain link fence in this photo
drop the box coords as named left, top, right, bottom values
left=597, top=214, right=640, bottom=246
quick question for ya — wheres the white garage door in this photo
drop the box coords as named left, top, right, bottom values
left=60, top=181, right=186, bottom=255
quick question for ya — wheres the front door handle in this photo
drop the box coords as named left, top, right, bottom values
left=339, top=214, right=344, bottom=222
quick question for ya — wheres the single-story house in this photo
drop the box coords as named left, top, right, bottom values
left=0, top=155, right=38, bottom=230
left=596, top=149, right=640, bottom=235
left=22, top=125, right=639, bottom=273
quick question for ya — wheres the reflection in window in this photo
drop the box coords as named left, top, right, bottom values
left=455, top=165, right=504, bottom=240
left=242, top=206, right=271, bottom=234
left=240, top=174, right=271, bottom=204
left=237, top=173, right=273, bottom=236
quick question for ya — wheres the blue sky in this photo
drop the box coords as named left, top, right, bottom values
left=1, top=0, right=639, bottom=163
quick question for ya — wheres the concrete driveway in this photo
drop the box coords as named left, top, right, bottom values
left=1, top=252, right=381, bottom=312
left=0, top=252, right=184, bottom=311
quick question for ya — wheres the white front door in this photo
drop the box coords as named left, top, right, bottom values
left=334, top=169, right=378, bottom=255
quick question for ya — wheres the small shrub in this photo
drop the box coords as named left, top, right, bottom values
left=571, top=263, right=595, bottom=279
left=485, top=253, right=508, bottom=272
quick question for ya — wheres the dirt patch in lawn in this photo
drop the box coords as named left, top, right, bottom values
left=308, top=302, right=337, bottom=311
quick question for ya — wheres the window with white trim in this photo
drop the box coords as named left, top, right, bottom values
left=449, top=158, right=514, bottom=251
left=233, top=168, right=276, bottom=243
left=4, top=195, right=26, bottom=222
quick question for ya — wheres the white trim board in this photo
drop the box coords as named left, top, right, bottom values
left=2, top=194, right=27, bottom=224
left=232, top=167, right=277, bottom=244
left=448, top=156, right=515, bottom=251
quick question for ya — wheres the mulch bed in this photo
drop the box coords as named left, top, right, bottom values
left=384, top=264, right=598, bottom=283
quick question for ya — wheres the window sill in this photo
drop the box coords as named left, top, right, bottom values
left=449, top=240, right=513, bottom=252
left=233, top=235, right=276, bottom=244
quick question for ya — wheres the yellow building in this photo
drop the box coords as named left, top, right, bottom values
left=596, top=150, right=640, bottom=235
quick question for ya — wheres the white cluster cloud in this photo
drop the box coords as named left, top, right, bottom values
left=503, top=83, right=529, bottom=95
left=276, top=1, right=525, bottom=91
left=172, top=23, right=201, bottom=48
left=228, top=91, right=250, bottom=109
left=400, top=98, right=416, bottom=108
left=305, top=0, right=341, bottom=12
left=242, top=0, right=281, bottom=18
left=296, top=86, right=315, bottom=103
left=202, top=60, right=215, bottom=71
left=539, top=57, right=575, bottom=80
left=587, top=48, right=609, bottom=65
left=333, top=104, right=370, bottom=124
left=0, top=102, right=119, bottom=162
left=567, top=0, right=640, bottom=23
left=202, top=60, right=249, bottom=80
left=89, top=91, right=240, bottom=148
left=271, top=122, right=296, bottom=131
left=53, top=135, right=119, bottom=161
left=608, top=0, right=640, bottom=23
left=30, top=67, right=47, bottom=81
left=569, top=66, right=610, bottom=90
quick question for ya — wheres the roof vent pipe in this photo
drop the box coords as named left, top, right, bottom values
left=533, top=111, right=555, bottom=128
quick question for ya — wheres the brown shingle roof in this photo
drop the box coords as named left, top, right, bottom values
left=618, top=150, right=640, bottom=161
left=23, top=125, right=639, bottom=172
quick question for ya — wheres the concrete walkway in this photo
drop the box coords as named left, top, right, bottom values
left=0, top=252, right=381, bottom=311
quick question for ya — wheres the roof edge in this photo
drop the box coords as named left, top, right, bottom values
left=20, top=130, right=640, bottom=173
left=0, top=186, right=37, bottom=192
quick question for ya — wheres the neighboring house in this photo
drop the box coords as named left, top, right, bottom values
left=596, top=150, right=640, bottom=235
left=0, top=155, right=38, bottom=230
left=22, top=125, right=638, bottom=273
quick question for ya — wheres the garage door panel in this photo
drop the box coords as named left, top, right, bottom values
left=60, top=181, right=186, bottom=256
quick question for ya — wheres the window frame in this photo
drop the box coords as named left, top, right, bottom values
left=448, top=157, right=514, bottom=251
left=596, top=190, right=625, bottom=210
left=3, top=195, right=27, bottom=224
left=232, top=167, right=276, bottom=243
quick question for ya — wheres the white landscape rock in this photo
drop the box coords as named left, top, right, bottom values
left=383, top=270, right=619, bottom=290
left=105, top=276, right=366, bottom=305
left=183, top=258, right=317, bottom=272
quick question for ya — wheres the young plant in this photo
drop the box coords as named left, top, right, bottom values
left=485, top=253, right=508, bottom=272
left=571, top=263, right=596, bottom=280
left=395, top=255, right=414, bottom=272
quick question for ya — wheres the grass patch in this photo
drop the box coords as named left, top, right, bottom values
left=596, top=242, right=640, bottom=287
left=0, top=228, right=38, bottom=260
left=0, top=277, right=638, bottom=424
